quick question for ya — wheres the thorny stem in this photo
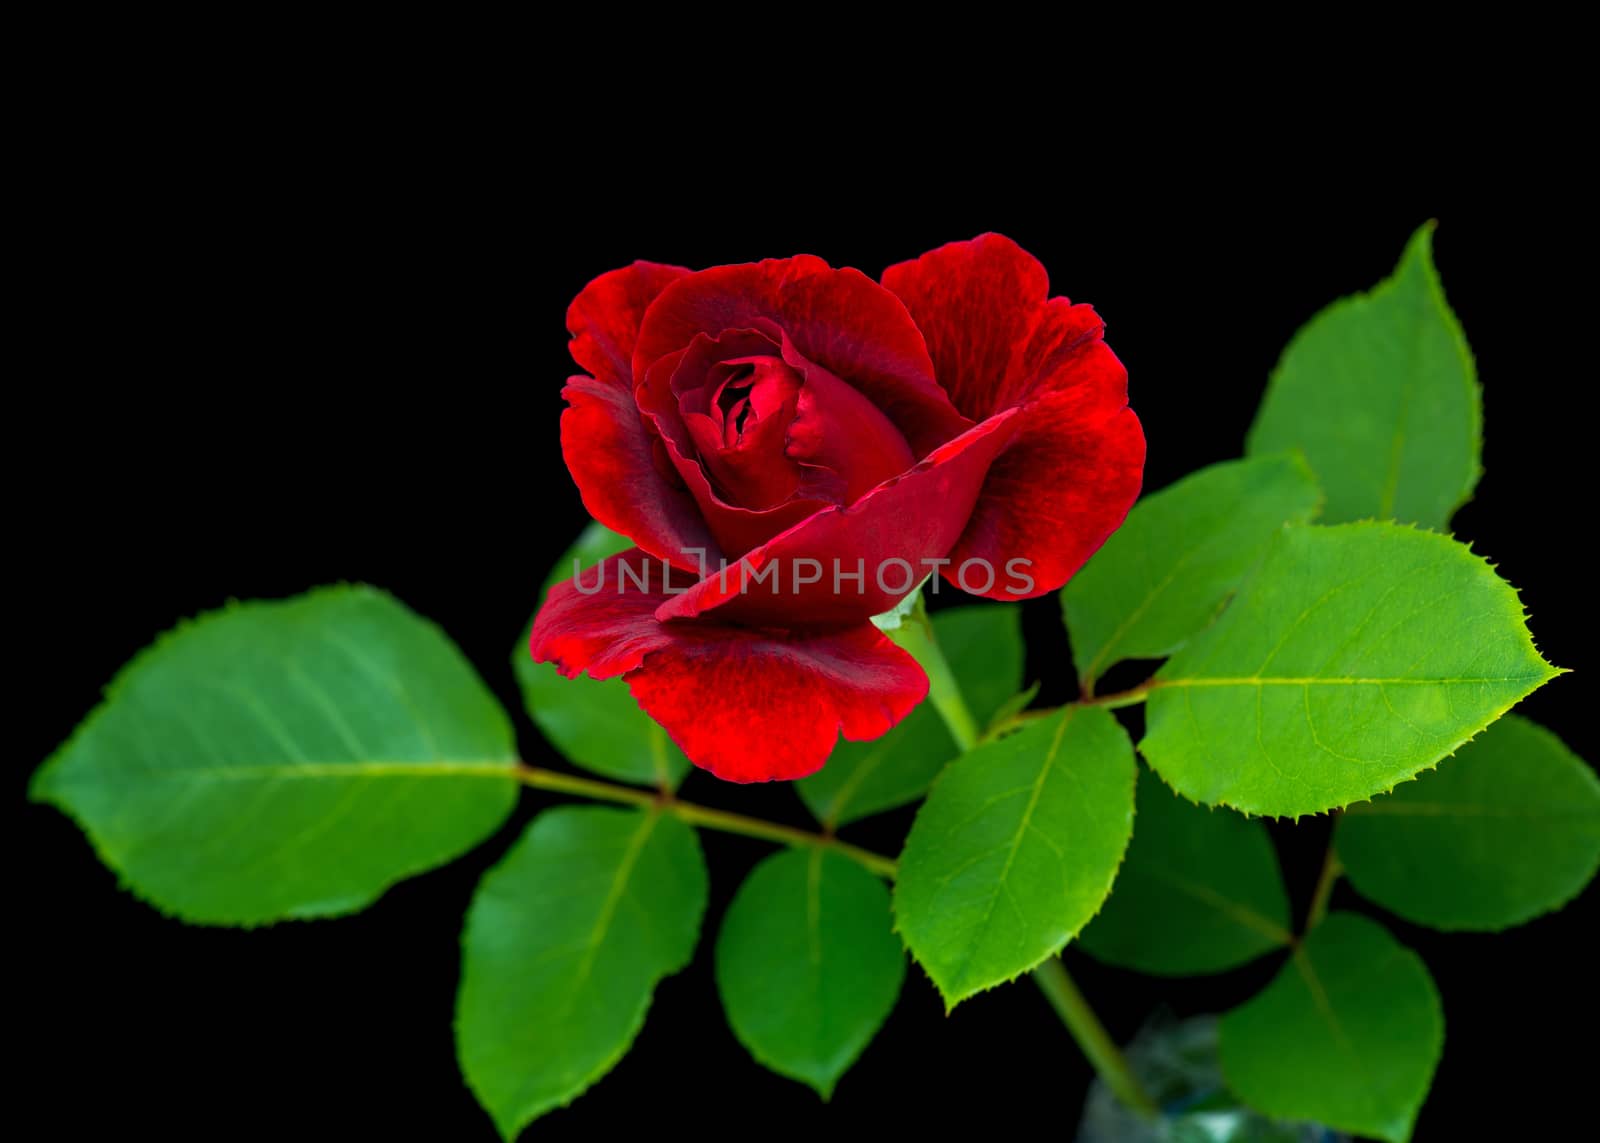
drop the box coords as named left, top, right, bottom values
left=1033, top=958, right=1160, bottom=1117
left=512, top=765, right=900, bottom=879
left=888, top=596, right=1159, bottom=1118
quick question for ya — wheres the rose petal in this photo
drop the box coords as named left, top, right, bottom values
left=639, top=338, right=835, bottom=558
left=560, top=374, right=723, bottom=570
left=655, top=408, right=1022, bottom=628
left=781, top=343, right=916, bottom=504
left=882, top=233, right=1050, bottom=421
left=634, top=256, right=970, bottom=456
left=530, top=549, right=928, bottom=782
left=949, top=389, right=1145, bottom=600
left=568, top=261, right=690, bottom=387
left=883, top=233, right=1146, bottom=596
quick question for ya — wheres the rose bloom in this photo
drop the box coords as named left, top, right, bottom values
left=531, top=235, right=1144, bottom=781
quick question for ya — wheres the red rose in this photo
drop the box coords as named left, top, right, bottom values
left=531, top=234, right=1145, bottom=781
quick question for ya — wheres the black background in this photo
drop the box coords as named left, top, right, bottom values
left=20, top=150, right=1594, bottom=1141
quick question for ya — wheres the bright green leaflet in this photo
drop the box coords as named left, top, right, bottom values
left=1246, top=222, right=1480, bottom=528
left=1078, top=770, right=1292, bottom=975
left=893, top=705, right=1136, bottom=1008
left=1064, top=453, right=1322, bottom=687
left=798, top=604, right=1023, bottom=827
left=1338, top=714, right=1600, bottom=931
left=457, top=806, right=708, bottom=1139
left=515, top=520, right=689, bottom=789
left=29, top=585, right=517, bottom=925
left=1220, top=912, right=1443, bottom=1143
left=715, top=848, right=905, bottom=1098
left=1140, top=522, right=1559, bottom=818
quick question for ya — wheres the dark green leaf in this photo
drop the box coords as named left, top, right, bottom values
left=457, top=806, right=708, bottom=1138
left=894, top=706, right=1136, bottom=1007
left=1078, top=770, right=1292, bottom=975
left=715, top=848, right=904, bottom=1098
left=1246, top=222, right=1480, bottom=528
left=515, top=521, right=689, bottom=789
left=797, top=605, right=1022, bottom=827
left=30, top=586, right=517, bottom=925
left=1338, top=714, right=1600, bottom=930
left=1220, top=912, right=1443, bottom=1143
left=1064, top=454, right=1321, bottom=687
left=1141, top=523, right=1559, bottom=817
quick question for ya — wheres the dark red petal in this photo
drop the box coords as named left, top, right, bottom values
left=881, top=233, right=1051, bottom=421
left=568, top=261, right=691, bottom=387
left=634, top=256, right=970, bottom=456
left=655, top=408, right=1022, bottom=628
left=560, top=374, right=723, bottom=570
left=948, top=364, right=1146, bottom=600
left=684, top=355, right=804, bottom=509
left=885, top=234, right=1146, bottom=596
left=781, top=343, right=915, bottom=504
left=530, top=549, right=928, bottom=782
left=639, top=340, right=833, bottom=558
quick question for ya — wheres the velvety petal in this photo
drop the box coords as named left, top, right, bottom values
left=655, top=408, right=1022, bottom=628
left=781, top=345, right=916, bottom=504
left=949, top=371, right=1146, bottom=600
left=567, top=261, right=690, bottom=387
left=634, top=256, right=970, bottom=456
left=639, top=340, right=834, bottom=557
left=560, top=374, right=723, bottom=570
left=881, top=233, right=1052, bottom=420
left=530, top=549, right=928, bottom=782
left=884, top=233, right=1146, bottom=597
left=684, top=354, right=804, bottom=509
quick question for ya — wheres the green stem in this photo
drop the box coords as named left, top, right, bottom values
left=514, top=765, right=657, bottom=807
left=1306, top=840, right=1343, bottom=931
left=514, top=765, right=899, bottom=879
left=671, top=801, right=899, bottom=878
left=888, top=599, right=980, bottom=751
left=1033, top=958, right=1159, bottom=1116
left=1080, top=677, right=1160, bottom=709
left=888, top=597, right=1158, bottom=1118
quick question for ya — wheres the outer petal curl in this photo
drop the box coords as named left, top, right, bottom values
left=882, top=233, right=1145, bottom=597
left=530, top=550, right=928, bottom=781
left=567, top=260, right=690, bottom=387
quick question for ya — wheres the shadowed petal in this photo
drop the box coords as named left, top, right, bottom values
left=530, top=549, right=928, bottom=781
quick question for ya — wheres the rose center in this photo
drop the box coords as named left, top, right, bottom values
left=707, top=355, right=795, bottom=451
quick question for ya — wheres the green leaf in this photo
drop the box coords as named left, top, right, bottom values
left=797, top=605, right=1023, bottom=827
left=715, top=848, right=905, bottom=1098
left=515, top=521, right=689, bottom=789
left=1246, top=222, right=1481, bottom=529
left=893, top=705, right=1136, bottom=1007
left=1220, top=912, right=1443, bottom=1143
left=1140, top=522, right=1560, bottom=818
left=457, top=806, right=708, bottom=1138
left=1338, top=713, right=1600, bottom=931
left=1078, top=770, right=1292, bottom=975
left=1064, top=454, right=1322, bottom=687
left=29, top=585, right=517, bottom=925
